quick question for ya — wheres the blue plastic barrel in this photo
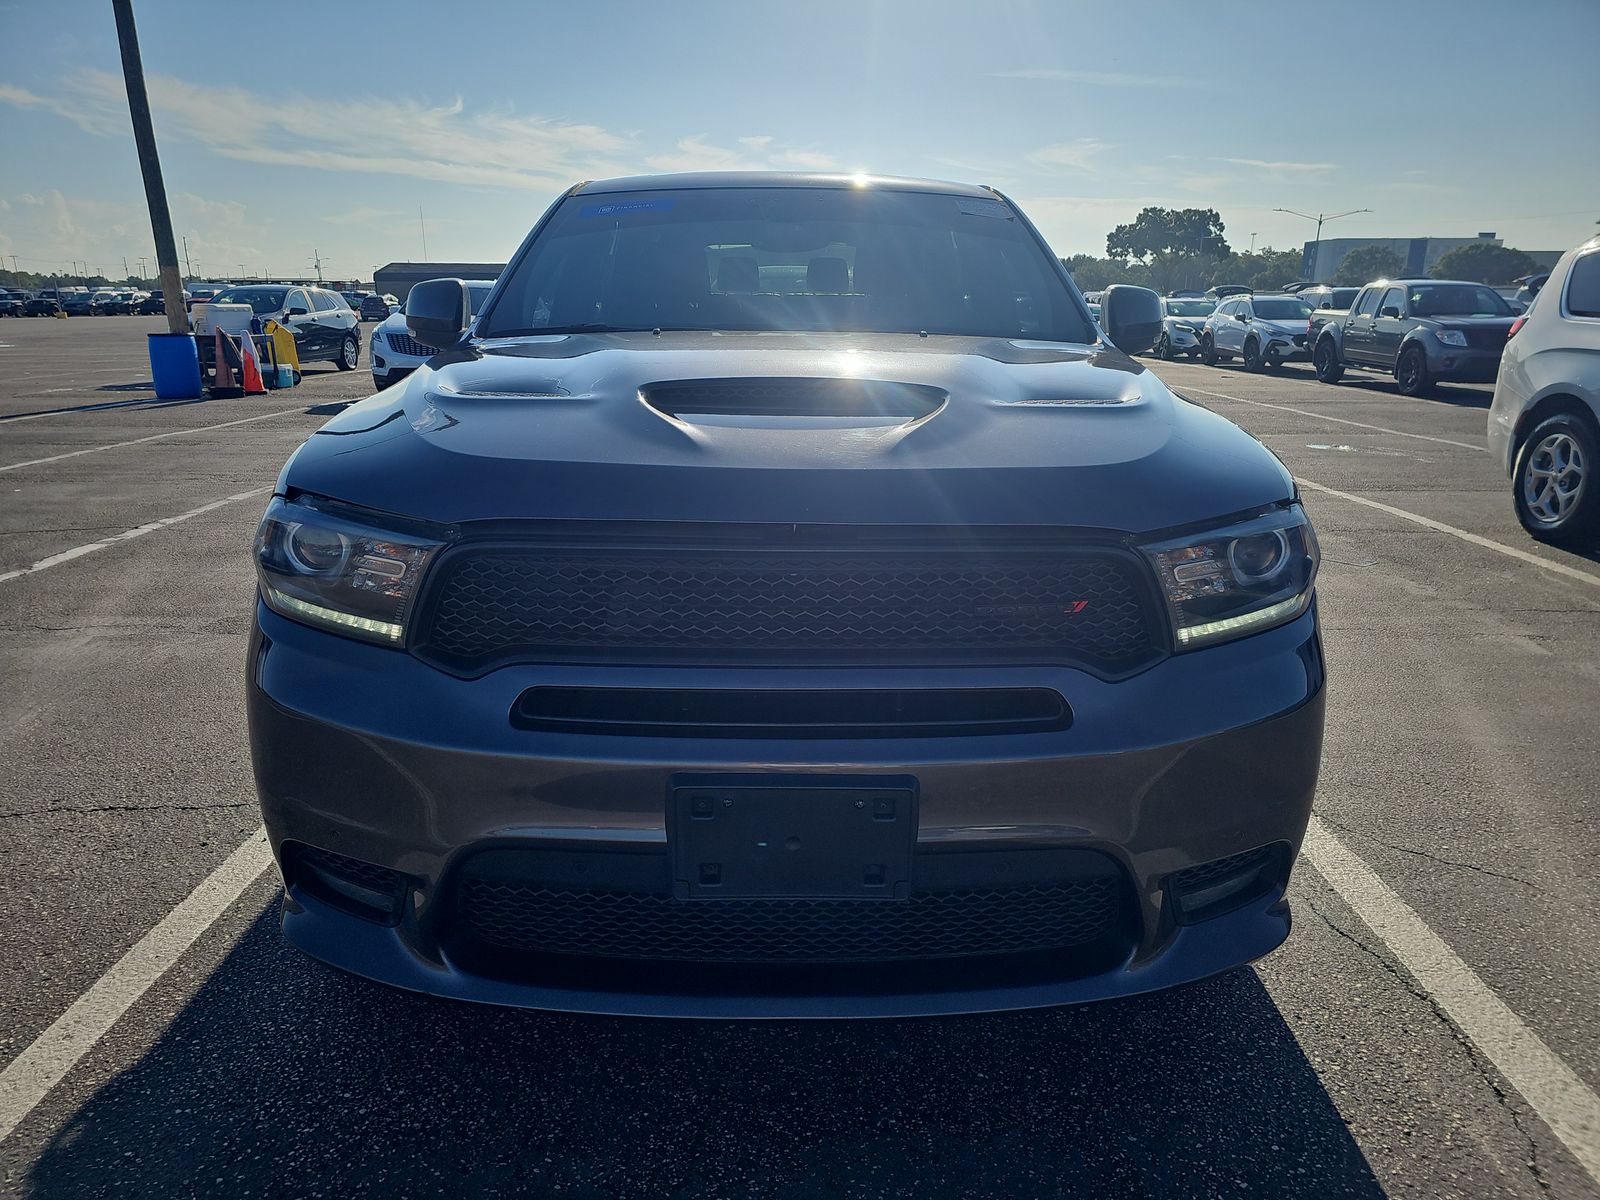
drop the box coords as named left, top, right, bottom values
left=148, top=332, right=202, bottom=399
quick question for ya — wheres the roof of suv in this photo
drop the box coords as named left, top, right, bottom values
left=572, top=171, right=995, bottom=199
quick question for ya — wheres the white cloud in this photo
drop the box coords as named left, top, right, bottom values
left=1029, top=139, right=1113, bottom=172
left=1212, top=157, right=1338, bottom=176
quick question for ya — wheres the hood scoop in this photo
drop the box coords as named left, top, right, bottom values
left=642, top=378, right=945, bottom=429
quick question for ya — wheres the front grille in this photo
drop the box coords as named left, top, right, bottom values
left=416, top=544, right=1163, bottom=674
left=384, top=331, right=433, bottom=358
left=1292, top=334, right=1308, bottom=347
left=455, top=876, right=1121, bottom=963
left=1464, top=326, right=1511, bottom=351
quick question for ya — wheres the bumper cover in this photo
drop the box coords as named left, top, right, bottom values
left=249, top=602, right=1325, bottom=1017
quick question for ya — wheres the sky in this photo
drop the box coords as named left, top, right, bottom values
left=1, top=0, right=1597, bottom=283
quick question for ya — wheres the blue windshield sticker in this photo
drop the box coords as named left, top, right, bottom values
left=956, top=197, right=1012, bottom=220
left=579, top=198, right=677, bottom=218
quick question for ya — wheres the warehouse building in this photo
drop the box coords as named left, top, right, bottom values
left=373, top=262, right=505, bottom=301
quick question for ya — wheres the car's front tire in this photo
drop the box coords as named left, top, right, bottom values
left=336, top=333, right=359, bottom=371
left=1242, top=337, right=1264, bottom=372
left=1513, top=413, right=1600, bottom=546
left=1396, top=344, right=1433, bottom=397
left=1154, top=331, right=1173, bottom=361
left=1200, top=333, right=1218, bottom=365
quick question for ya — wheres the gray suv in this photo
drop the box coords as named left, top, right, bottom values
left=249, top=173, right=1325, bottom=1017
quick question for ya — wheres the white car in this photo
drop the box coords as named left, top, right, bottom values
left=370, top=279, right=495, bottom=389
left=1151, top=297, right=1216, bottom=360
left=1201, top=293, right=1315, bottom=371
left=1487, top=234, right=1600, bottom=545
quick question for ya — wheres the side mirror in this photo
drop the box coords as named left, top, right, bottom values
left=406, top=278, right=470, bottom=350
left=285, top=306, right=308, bottom=317
left=1100, top=284, right=1162, bottom=355
left=1380, top=305, right=1401, bottom=319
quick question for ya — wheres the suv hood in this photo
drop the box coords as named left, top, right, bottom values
left=281, top=331, right=1293, bottom=534
left=376, top=310, right=408, bottom=334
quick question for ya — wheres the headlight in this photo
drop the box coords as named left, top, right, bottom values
left=1435, top=329, right=1468, bottom=347
left=254, top=496, right=445, bottom=644
left=1173, top=323, right=1199, bottom=335
left=1140, top=505, right=1320, bottom=650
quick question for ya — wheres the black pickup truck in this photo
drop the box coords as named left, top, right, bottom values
left=1309, top=278, right=1517, bottom=396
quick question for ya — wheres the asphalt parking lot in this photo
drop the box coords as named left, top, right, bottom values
left=1, top=316, right=1598, bottom=1199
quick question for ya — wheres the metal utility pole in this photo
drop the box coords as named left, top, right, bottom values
left=113, top=0, right=188, bottom=333
left=419, top=207, right=428, bottom=260
left=138, top=256, right=148, bottom=280
left=1274, top=207, right=1372, bottom=282
left=1249, top=233, right=1258, bottom=254
left=181, top=235, right=192, bottom=279
left=312, top=248, right=324, bottom=282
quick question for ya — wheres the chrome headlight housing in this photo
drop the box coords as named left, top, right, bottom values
left=1435, top=329, right=1468, bottom=347
left=1140, top=504, right=1320, bottom=650
left=254, top=496, right=445, bottom=644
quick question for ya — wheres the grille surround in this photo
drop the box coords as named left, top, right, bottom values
left=384, top=330, right=434, bottom=358
left=453, top=874, right=1123, bottom=964
left=412, top=538, right=1167, bottom=678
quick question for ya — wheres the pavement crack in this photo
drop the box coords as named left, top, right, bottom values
left=0, top=800, right=252, bottom=820
left=1305, top=898, right=1553, bottom=1194
left=1318, top=814, right=1540, bottom=890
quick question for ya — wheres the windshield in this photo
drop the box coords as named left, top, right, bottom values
left=1407, top=284, right=1512, bottom=317
left=481, top=186, right=1094, bottom=343
left=1164, top=299, right=1215, bottom=317
left=212, top=288, right=288, bottom=314
left=1253, top=298, right=1314, bottom=320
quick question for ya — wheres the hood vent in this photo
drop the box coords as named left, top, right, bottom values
left=642, top=378, right=945, bottom=422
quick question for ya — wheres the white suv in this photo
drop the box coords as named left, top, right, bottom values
left=371, top=279, right=494, bottom=389
left=1201, top=293, right=1315, bottom=371
left=1487, top=235, right=1600, bottom=545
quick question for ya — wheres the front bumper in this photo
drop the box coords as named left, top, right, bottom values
left=1427, top=347, right=1503, bottom=384
left=249, top=603, right=1326, bottom=1017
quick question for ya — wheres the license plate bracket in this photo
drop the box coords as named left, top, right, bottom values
left=669, top=777, right=917, bottom=900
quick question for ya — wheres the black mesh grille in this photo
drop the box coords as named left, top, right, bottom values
left=1170, top=845, right=1275, bottom=894
left=416, top=545, right=1162, bottom=673
left=293, top=844, right=405, bottom=896
left=1464, top=326, right=1511, bottom=350
left=454, top=875, right=1121, bottom=963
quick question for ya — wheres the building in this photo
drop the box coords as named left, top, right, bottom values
left=373, top=262, right=505, bottom=301
left=1300, top=234, right=1503, bottom=283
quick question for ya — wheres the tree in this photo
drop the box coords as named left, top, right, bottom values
left=1060, top=254, right=1151, bottom=292
left=1334, top=244, right=1406, bottom=287
left=1431, top=242, right=1537, bottom=285
left=1106, top=207, right=1229, bottom=294
left=1207, top=247, right=1304, bottom=293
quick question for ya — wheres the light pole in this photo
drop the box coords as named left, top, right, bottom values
left=1274, top=208, right=1372, bottom=282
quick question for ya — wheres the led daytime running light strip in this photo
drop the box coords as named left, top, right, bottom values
left=1175, top=592, right=1310, bottom=647
left=267, top=587, right=405, bottom=642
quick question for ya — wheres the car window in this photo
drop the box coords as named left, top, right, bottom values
left=481, top=186, right=1096, bottom=344
left=286, top=289, right=309, bottom=313
left=1377, top=287, right=1406, bottom=316
left=213, top=287, right=289, bottom=314
left=1253, top=298, right=1313, bottom=320
left=1406, top=284, right=1511, bottom=317
left=1563, top=252, right=1600, bottom=318
left=467, top=284, right=494, bottom=316
left=1165, top=299, right=1213, bottom=317
left=1353, top=288, right=1382, bottom=318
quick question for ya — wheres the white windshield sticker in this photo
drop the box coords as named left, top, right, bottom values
left=956, top=198, right=1012, bottom=220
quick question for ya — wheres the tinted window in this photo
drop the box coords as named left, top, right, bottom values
left=467, top=283, right=494, bottom=316
left=1406, top=284, right=1510, bottom=317
left=1354, top=288, right=1383, bottom=318
left=1330, top=288, right=1359, bottom=308
left=1564, top=251, right=1600, bottom=318
left=212, top=287, right=288, bottom=314
left=1378, top=287, right=1406, bottom=316
left=1164, top=299, right=1214, bottom=317
left=287, top=290, right=310, bottom=313
left=482, top=187, right=1094, bottom=343
left=1254, top=298, right=1314, bottom=320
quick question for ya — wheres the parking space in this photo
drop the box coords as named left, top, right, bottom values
left=1, top=321, right=1598, bottom=1198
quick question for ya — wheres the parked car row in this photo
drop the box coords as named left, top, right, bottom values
left=192, top=285, right=363, bottom=370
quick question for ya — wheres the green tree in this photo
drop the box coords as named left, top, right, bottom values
left=1430, top=242, right=1537, bottom=285
left=1060, top=254, right=1151, bottom=292
left=1334, top=244, right=1406, bottom=286
left=1106, top=207, right=1229, bottom=294
left=1207, top=247, right=1305, bottom=293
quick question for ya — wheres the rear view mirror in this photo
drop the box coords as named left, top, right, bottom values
left=285, top=306, right=307, bottom=317
left=1100, top=285, right=1162, bottom=355
left=406, top=278, right=471, bottom=350
left=1380, top=305, right=1401, bottom=318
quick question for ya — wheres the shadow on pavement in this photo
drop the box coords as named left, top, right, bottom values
left=24, top=908, right=1387, bottom=1199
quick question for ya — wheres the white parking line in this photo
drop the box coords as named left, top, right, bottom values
left=1303, top=817, right=1600, bottom=1183
left=0, top=486, right=271, bottom=585
left=0, top=828, right=273, bottom=1144
left=0, top=407, right=304, bottom=474
left=1176, top=384, right=1486, bottom=452
left=1298, top=478, right=1600, bottom=591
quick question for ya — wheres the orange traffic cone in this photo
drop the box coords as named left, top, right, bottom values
left=238, top=328, right=266, bottom=394
left=211, top=328, right=242, bottom=397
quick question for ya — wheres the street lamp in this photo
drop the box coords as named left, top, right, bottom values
left=1274, top=207, right=1372, bottom=282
